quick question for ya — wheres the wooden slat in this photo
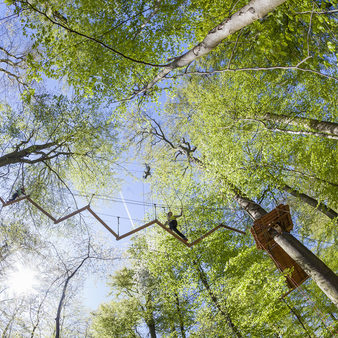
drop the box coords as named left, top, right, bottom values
left=117, top=220, right=158, bottom=240
left=54, top=205, right=89, bottom=224
left=26, top=197, right=57, bottom=222
left=87, top=207, right=119, bottom=238
left=268, top=244, right=309, bottom=289
left=220, top=224, right=246, bottom=235
left=2, top=195, right=29, bottom=207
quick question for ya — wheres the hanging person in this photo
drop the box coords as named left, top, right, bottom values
left=8, top=187, right=26, bottom=202
left=165, top=209, right=188, bottom=241
left=143, top=163, right=151, bottom=179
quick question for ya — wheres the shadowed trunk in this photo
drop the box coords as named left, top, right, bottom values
left=195, top=262, right=242, bottom=338
left=174, top=294, right=186, bottom=338
left=145, top=294, right=157, bottom=338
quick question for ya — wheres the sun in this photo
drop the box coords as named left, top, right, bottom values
left=7, top=263, right=39, bottom=295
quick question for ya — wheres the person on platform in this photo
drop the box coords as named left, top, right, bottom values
left=165, top=209, right=188, bottom=241
left=8, top=187, right=26, bottom=202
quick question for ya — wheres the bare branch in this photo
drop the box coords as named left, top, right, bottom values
left=167, top=58, right=338, bottom=82
left=294, top=9, right=338, bottom=15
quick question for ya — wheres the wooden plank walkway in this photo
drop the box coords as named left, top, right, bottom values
left=0, top=195, right=245, bottom=247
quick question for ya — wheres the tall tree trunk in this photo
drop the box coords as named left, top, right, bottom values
left=142, top=0, right=287, bottom=94
left=234, top=188, right=338, bottom=307
left=281, top=299, right=313, bottom=338
left=272, top=230, right=338, bottom=307
left=263, top=113, right=338, bottom=138
left=282, top=184, right=338, bottom=219
left=174, top=294, right=186, bottom=338
left=195, top=262, right=242, bottom=338
left=0, top=142, right=57, bottom=167
left=146, top=321, right=157, bottom=338
left=145, top=294, right=157, bottom=338
left=55, top=256, right=89, bottom=338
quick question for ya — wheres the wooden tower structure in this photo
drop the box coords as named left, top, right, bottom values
left=251, top=204, right=309, bottom=289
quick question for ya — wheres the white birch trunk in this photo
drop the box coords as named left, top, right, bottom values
left=144, top=0, right=287, bottom=92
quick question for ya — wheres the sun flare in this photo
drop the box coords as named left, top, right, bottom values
left=7, top=263, right=39, bottom=295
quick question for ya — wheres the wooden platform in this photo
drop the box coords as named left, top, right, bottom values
left=251, top=204, right=293, bottom=250
left=251, top=205, right=309, bottom=290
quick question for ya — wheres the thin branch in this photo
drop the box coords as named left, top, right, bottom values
left=294, top=9, right=338, bottom=15
left=227, top=29, right=243, bottom=69
left=281, top=298, right=313, bottom=338
left=20, top=0, right=167, bottom=68
left=132, top=1, right=160, bottom=40
left=0, top=47, right=25, bottom=60
left=0, top=67, right=26, bottom=85
left=168, top=60, right=338, bottom=82
left=306, top=4, right=315, bottom=57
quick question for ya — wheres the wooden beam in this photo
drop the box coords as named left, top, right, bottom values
left=117, top=220, right=158, bottom=240
left=155, top=220, right=190, bottom=247
left=2, top=195, right=29, bottom=207
left=189, top=224, right=224, bottom=246
left=54, top=205, right=89, bottom=224
left=220, top=224, right=246, bottom=235
left=87, top=206, right=119, bottom=238
left=26, top=197, right=57, bottom=223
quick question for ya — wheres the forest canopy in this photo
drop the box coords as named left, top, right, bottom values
left=0, top=0, right=337, bottom=336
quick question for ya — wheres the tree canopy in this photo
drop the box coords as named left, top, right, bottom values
left=0, top=0, right=337, bottom=336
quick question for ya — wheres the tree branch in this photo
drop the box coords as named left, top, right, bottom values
left=19, top=0, right=167, bottom=68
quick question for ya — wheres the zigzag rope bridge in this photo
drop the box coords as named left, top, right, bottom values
left=0, top=195, right=246, bottom=247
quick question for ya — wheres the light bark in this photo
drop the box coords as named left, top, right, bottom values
left=283, top=184, right=338, bottom=220
left=142, top=0, right=287, bottom=94
left=272, top=230, right=338, bottom=307
left=234, top=189, right=338, bottom=307
left=263, top=113, right=338, bottom=138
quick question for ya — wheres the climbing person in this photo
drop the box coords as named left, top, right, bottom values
left=8, top=187, right=26, bottom=202
left=143, top=163, right=151, bottom=179
left=165, top=209, right=188, bottom=241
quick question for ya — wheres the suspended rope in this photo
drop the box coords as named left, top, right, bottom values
left=63, top=189, right=234, bottom=213
left=0, top=192, right=246, bottom=248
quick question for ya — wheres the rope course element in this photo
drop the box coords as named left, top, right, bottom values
left=0, top=195, right=246, bottom=248
left=251, top=205, right=336, bottom=335
left=251, top=204, right=309, bottom=290
left=70, top=191, right=234, bottom=212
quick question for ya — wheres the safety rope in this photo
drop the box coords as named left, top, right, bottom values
left=0, top=193, right=245, bottom=248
